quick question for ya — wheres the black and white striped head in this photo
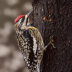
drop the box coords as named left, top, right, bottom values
left=14, top=10, right=33, bottom=30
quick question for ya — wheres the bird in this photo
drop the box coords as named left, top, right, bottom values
left=14, top=10, right=56, bottom=72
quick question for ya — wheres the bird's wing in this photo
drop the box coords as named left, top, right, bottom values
left=28, top=26, right=44, bottom=64
left=16, top=26, right=44, bottom=71
left=16, top=30, right=35, bottom=69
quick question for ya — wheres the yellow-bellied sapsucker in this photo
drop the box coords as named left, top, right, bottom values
left=14, top=10, right=55, bottom=72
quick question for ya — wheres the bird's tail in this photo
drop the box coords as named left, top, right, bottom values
left=29, top=63, right=40, bottom=72
left=28, top=64, right=40, bottom=72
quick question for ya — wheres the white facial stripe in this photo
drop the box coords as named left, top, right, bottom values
left=24, top=15, right=28, bottom=23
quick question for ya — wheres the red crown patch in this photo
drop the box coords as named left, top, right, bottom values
left=14, top=15, right=25, bottom=23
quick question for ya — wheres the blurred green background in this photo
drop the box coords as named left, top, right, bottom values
left=0, top=0, right=32, bottom=72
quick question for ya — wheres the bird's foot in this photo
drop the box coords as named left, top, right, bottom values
left=44, top=36, right=56, bottom=50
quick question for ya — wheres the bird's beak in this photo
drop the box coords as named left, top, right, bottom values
left=25, top=10, right=34, bottom=18
left=23, top=10, right=34, bottom=26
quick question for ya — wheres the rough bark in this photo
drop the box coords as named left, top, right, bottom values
left=32, top=0, right=72, bottom=72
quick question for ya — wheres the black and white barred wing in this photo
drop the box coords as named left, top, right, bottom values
left=28, top=26, right=44, bottom=72
left=16, top=30, right=37, bottom=69
left=16, top=26, right=44, bottom=72
left=28, top=26, right=44, bottom=63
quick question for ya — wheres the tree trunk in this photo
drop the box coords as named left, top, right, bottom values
left=32, top=0, right=72, bottom=72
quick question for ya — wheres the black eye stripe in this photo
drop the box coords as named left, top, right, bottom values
left=26, top=17, right=28, bottom=25
left=21, top=17, right=25, bottom=23
left=18, top=17, right=25, bottom=29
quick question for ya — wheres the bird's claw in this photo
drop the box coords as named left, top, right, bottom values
left=44, top=36, right=56, bottom=50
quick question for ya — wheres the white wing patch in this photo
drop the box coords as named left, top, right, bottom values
left=33, top=37, right=37, bottom=55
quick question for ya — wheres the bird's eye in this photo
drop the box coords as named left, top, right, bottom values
left=20, top=17, right=25, bottom=24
